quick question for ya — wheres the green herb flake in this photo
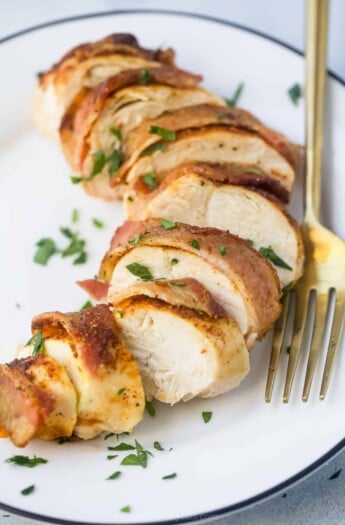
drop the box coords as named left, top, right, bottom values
left=140, top=143, right=167, bottom=157
left=107, top=455, right=118, bottom=460
left=281, top=282, right=294, bottom=295
left=21, top=485, right=35, bottom=496
left=329, top=469, right=342, bottom=480
left=162, top=473, right=177, bottom=480
left=92, top=218, right=104, bottom=229
left=259, top=246, right=292, bottom=270
left=149, top=125, right=176, bottom=142
left=246, top=239, right=254, bottom=247
left=126, top=262, right=153, bottom=281
left=142, top=173, right=157, bottom=190
left=170, top=258, right=179, bottom=266
left=6, top=455, right=48, bottom=468
left=73, top=251, right=87, bottom=265
left=169, top=281, right=186, bottom=287
left=120, top=506, right=131, bottom=513
left=90, top=150, right=107, bottom=178
left=225, top=82, right=244, bottom=107
left=104, top=433, right=116, bottom=441
left=80, top=300, right=93, bottom=311
left=219, top=245, right=226, bottom=256
left=34, top=238, right=58, bottom=265
left=60, top=227, right=74, bottom=239
left=129, top=231, right=147, bottom=247
left=26, top=331, right=45, bottom=356
left=160, top=219, right=176, bottom=230
left=121, top=453, right=147, bottom=468
left=15, top=303, right=21, bottom=309
left=286, top=346, right=291, bottom=355
left=117, top=310, right=124, bottom=319
left=57, top=437, right=70, bottom=444
left=146, top=400, right=156, bottom=417
left=127, top=196, right=134, bottom=202
left=288, top=83, right=302, bottom=105
left=202, top=411, right=212, bottom=424
left=117, top=387, right=126, bottom=395
left=72, top=209, right=79, bottom=223
left=70, top=176, right=84, bottom=184
left=107, top=471, right=122, bottom=480
left=108, top=150, right=123, bottom=177
left=62, top=237, right=85, bottom=257
left=140, top=68, right=151, bottom=85
left=154, top=441, right=164, bottom=451
left=110, top=127, right=122, bottom=140
left=108, top=443, right=135, bottom=451
left=191, top=239, right=200, bottom=250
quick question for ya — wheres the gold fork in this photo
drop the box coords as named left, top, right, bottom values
left=265, top=0, right=345, bottom=403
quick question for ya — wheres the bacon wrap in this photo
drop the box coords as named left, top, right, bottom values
left=77, top=279, right=110, bottom=302
left=32, top=304, right=119, bottom=375
left=60, top=66, right=203, bottom=171
left=113, top=104, right=298, bottom=185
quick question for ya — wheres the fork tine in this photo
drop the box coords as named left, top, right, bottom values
left=265, top=293, right=291, bottom=402
left=283, top=289, right=310, bottom=403
left=319, top=291, right=345, bottom=400
left=302, top=292, right=329, bottom=401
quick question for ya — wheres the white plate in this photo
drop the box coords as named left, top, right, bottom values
left=0, top=10, right=344, bottom=525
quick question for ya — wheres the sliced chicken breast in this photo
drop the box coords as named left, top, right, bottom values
left=22, top=305, right=145, bottom=439
left=0, top=354, right=77, bottom=447
left=115, top=295, right=249, bottom=404
left=32, top=33, right=187, bottom=140
left=126, top=168, right=304, bottom=287
left=100, top=220, right=281, bottom=338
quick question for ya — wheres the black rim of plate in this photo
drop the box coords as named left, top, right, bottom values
left=0, top=8, right=344, bottom=525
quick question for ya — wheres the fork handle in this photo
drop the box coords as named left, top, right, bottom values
left=305, top=0, right=329, bottom=221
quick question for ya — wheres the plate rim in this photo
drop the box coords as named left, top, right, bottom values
left=0, top=8, right=344, bottom=525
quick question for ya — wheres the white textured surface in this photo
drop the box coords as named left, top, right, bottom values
left=0, top=2, right=344, bottom=525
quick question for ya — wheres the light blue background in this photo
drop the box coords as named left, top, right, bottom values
left=0, top=2, right=344, bottom=524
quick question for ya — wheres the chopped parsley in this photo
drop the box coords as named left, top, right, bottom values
left=140, top=68, right=151, bottom=85
left=149, top=125, right=176, bottom=142
left=121, top=440, right=150, bottom=469
left=107, top=471, right=122, bottom=480
left=169, top=281, right=186, bottom=287
left=34, top=238, right=58, bottom=265
left=162, top=473, right=177, bottom=480
left=73, top=251, right=87, bottom=265
left=107, top=455, right=118, bottom=460
left=90, top=150, right=107, bottom=177
left=109, top=127, right=122, bottom=140
left=108, top=443, right=135, bottom=451
left=71, top=209, right=79, bottom=223
left=126, top=262, right=153, bottom=281
left=26, top=331, right=45, bottom=356
left=71, top=148, right=123, bottom=183
left=219, top=245, right=226, bottom=256
left=104, top=433, right=116, bottom=441
left=154, top=441, right=164, bottom=451
left=15, top=303, right=21, bottom=309
left=160, top=219, right=176, bottom=230
left=145, top=401, right=155, bottom=417
left=108, top=150, right=123, bottom=177
left=281, top=282, right=294, bottom=295
left=171, top=258, right=179, bottom=266
left=129, top=231, right=147, bottom=247
left=92, top=218, right=104, bottom=229
left=191, top=239, right=200, bottom=250
left=288, top=83, right=302, bottom=105
left=117, top=388, right=126, bottom=395
left=117, top=309, right=124, bottom=318
left=21, top=485, right=35, bottom=496
left=80, top=300, right=93, bottom=311
left=329, top=469, right=342, bottom=480
left=225, top=82, right=244, bottom=107
left=140, top=143, right=167, bottom=156
left=120, top=506, right=131, bottom=513
left=259, top=246, right=292, bottom=270
left=142, top=173, right=157, bottom=190
left=246, top=239, right=254, bottom=247
left=6, top=455, right=48, bottom=468
left=127, top=195, right=134, bottom=202
left=286, top=346, right=291, bottom=355
left=202, top=411, right=212, bottom=424
left=57, top=437, right=70, bottom=444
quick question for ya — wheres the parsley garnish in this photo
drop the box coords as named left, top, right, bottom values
left=154, top=441, right=164, bottom=451
left=246, top=239, right=254, bottom=247
left=288, top=83, right=302, bottom=105
left=71, top=209, right=79, bottom=223
left=57, top=437, right=70, bottom=444
left=34, top=238, right=58, bottom=265
left=127, top=196, right=134, bottom=202
left=107, top=455, right=118, bottom=460
left=120, top=506, right=131, bottom=513
left=92, top=218, right=104, bottom=229
left=104, top=433, right=116, bottom=440
left=71, top=148, right=123, bottom=183
left=129, top=231, right=147, bottom=247
left=21, top=485, right=35, bottom=496
left=191, top=239, right=200, bottom=250
left=281, top=282, right=294, bottom=295
left=160, top=219, right=176, bottom=230
left=140, top=68, right=151, bottom=85
left=117, top=388, right=126, bottom=395
left=80, top=300, right=93, bottom=311
left=169, top=281, right=186, bottom=287
left=126, top=262, right=153, bottom=281
left=6, top=455, right=48, bottom=468
left=117, top=310, right=124, bottom=318
left=26, top=331, right=45, bottom=356
left=225, top=82, right=244, bottom=107
left=108, top=150, right=123, bottom=177
left=219, top=245, right=226, bottom=256
left=171, top=258, right=179, bottom=266
left=286, top=346, right=291, bottom=355
left=202, top=411, right=212, bottom=424
left=140, top=143, right=167, bottom=156
left=329, top=469, right=342, bottom=480
left=259, top=246, right=292, bottom=270
left=149, top=125, right=176, bottom=142
left=107, top=471, right=122, bottom=480
left=121, top=440, right=150, bottom=469
left=110, top=127, right=122, bottom=140
left=108, top=443, right=135, bottom=451
left=146, top=401, right=155, bottom=417
left=142, top=173, right=157, bottom=190
left=162, top=473, right=177, bottom=480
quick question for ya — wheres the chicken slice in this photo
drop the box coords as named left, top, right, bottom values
left=21, top=305, right=145, bottom=439
left=0, top=354, right=77, bottom=447
left=126, top=168, right=304, bottom=287
left=99, top=220, right=281, bottom=338
left=114, top=295, right=249, bottom=404
left=32, top=33, right=195, bottom=140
